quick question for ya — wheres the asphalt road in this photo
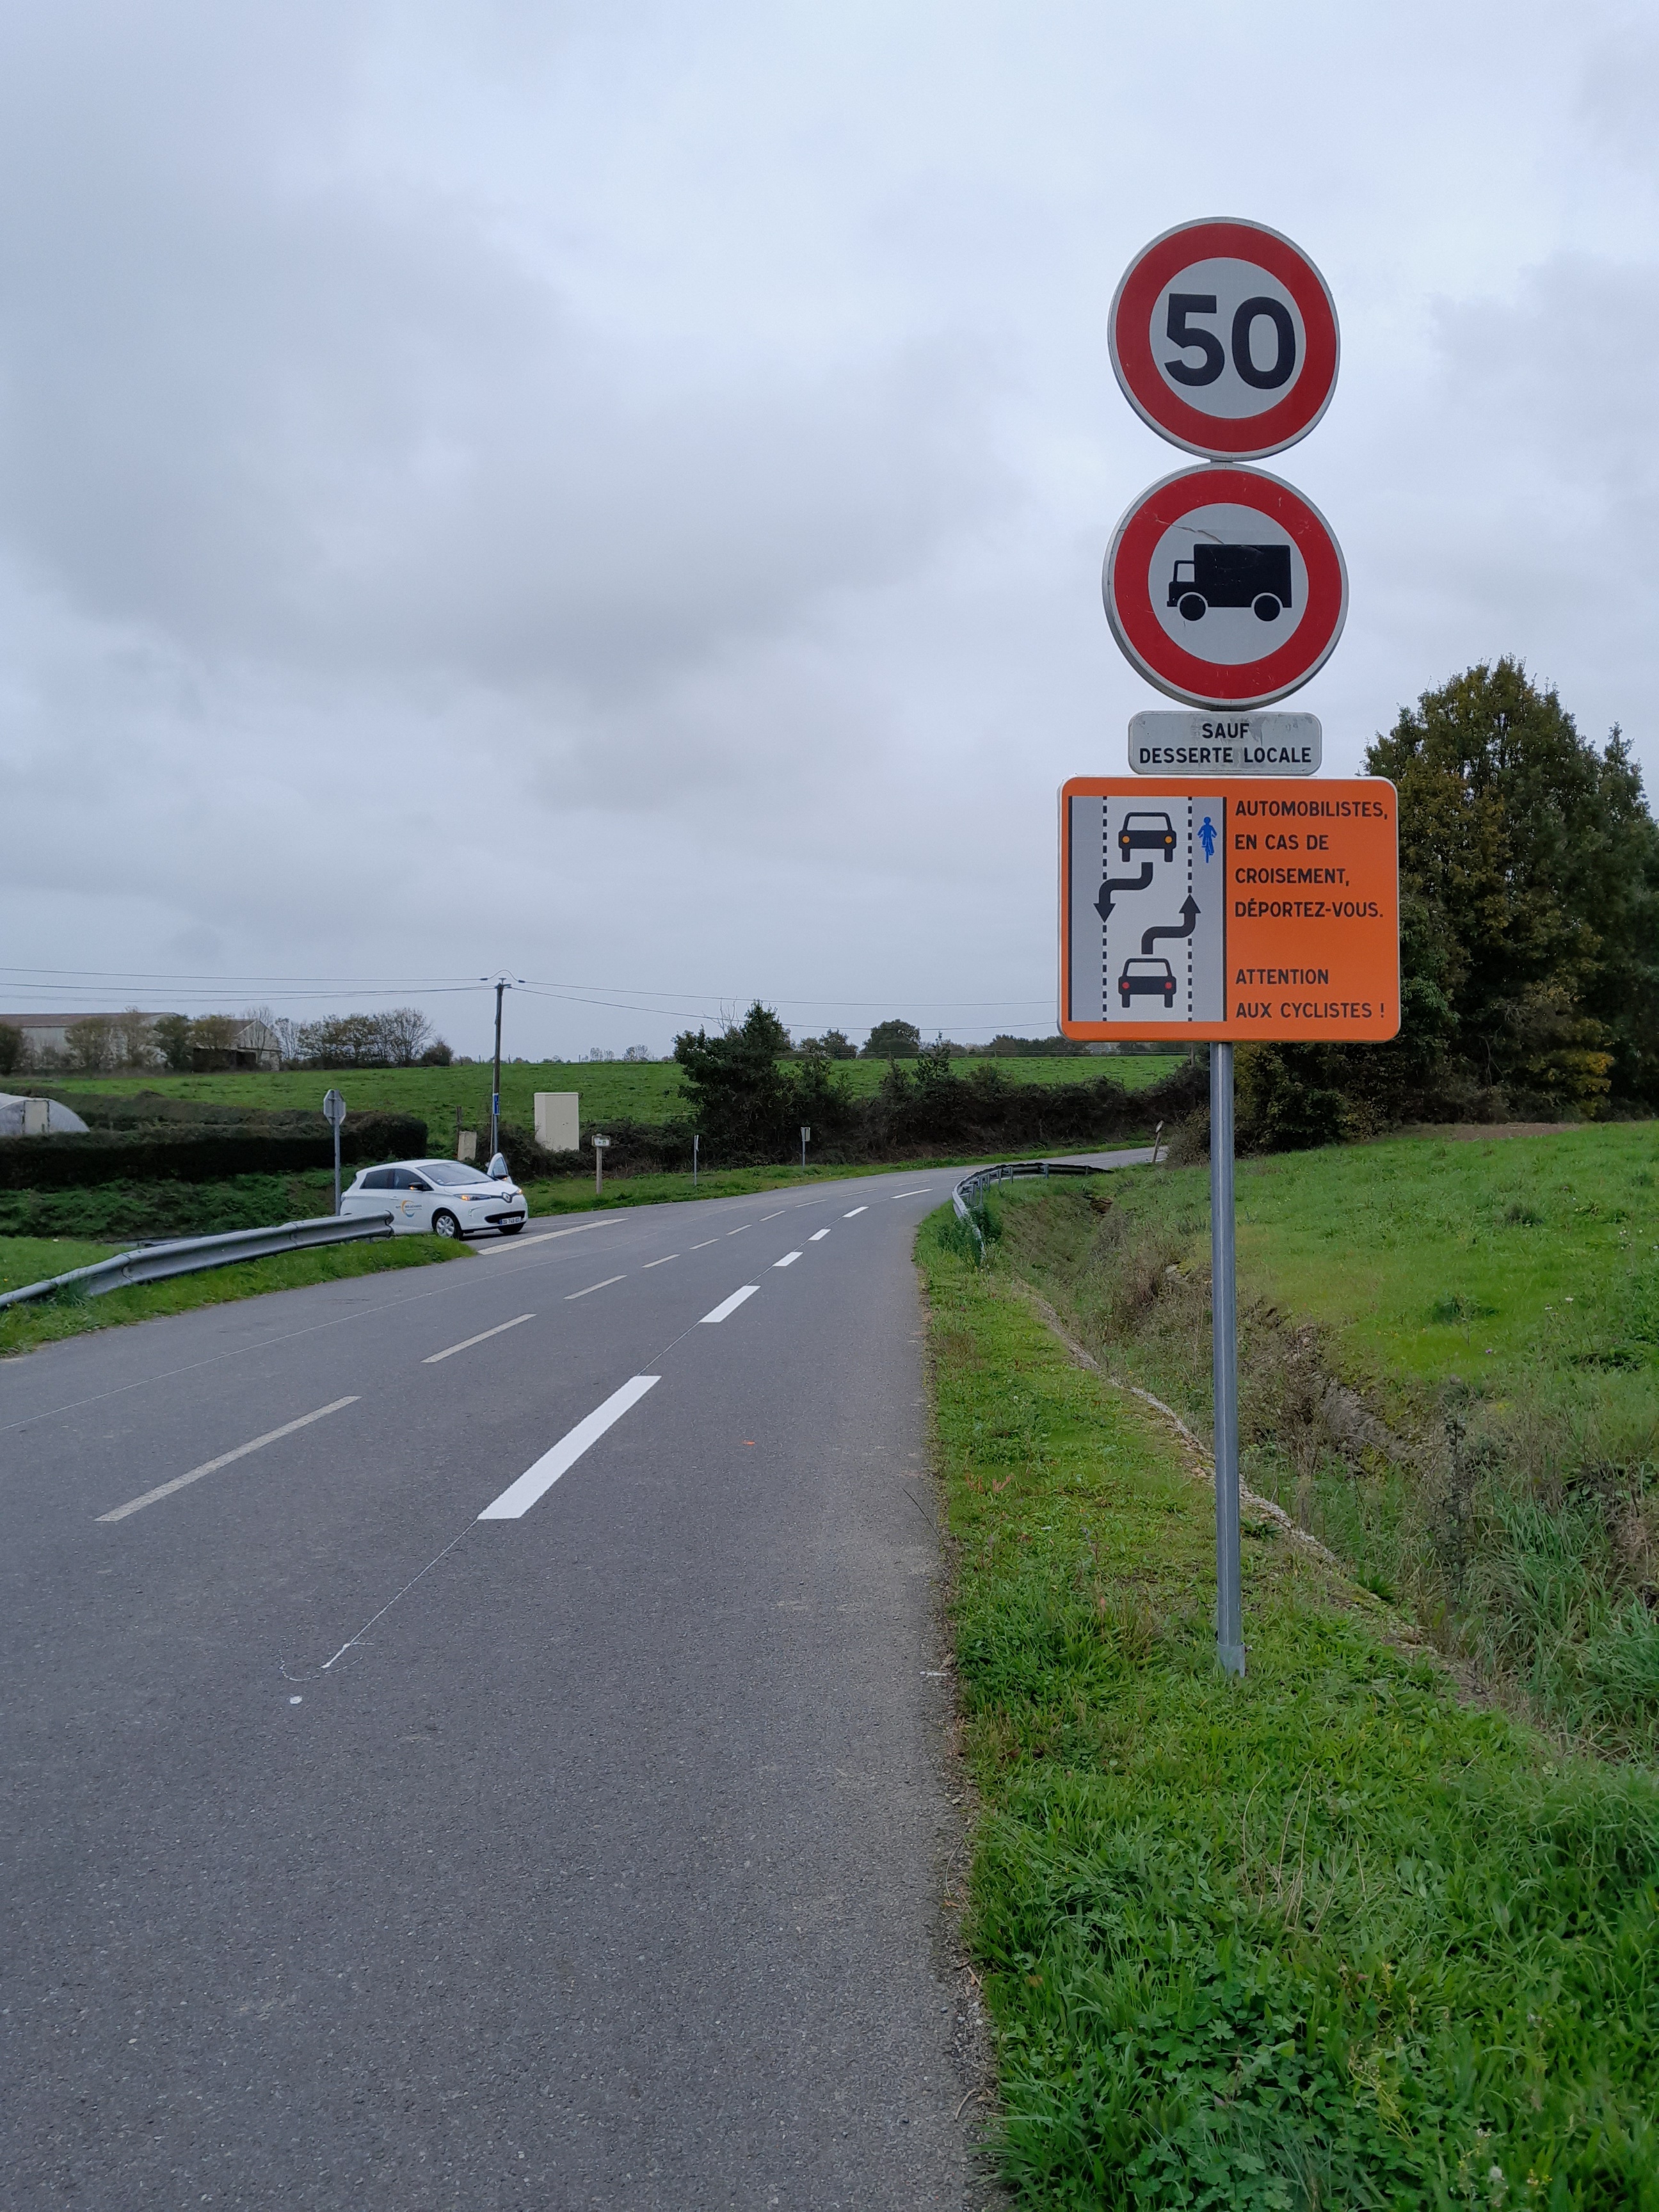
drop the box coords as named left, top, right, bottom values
left=4, top=1166, right=1023, bottom=2209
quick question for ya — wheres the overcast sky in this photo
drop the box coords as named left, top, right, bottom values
left=1, top=1, right=1655, bottom=1059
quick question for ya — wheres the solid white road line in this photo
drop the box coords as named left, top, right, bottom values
left=566, top=1275, right=626, bottom=1301
left=773, top=1251, right=802, bottom=1268
left=642, top=1255, right=677, bottom=1269
left=97, top=1397, right=360, bottom=1523
left=699, top=1285, right=759, bottom=1324
left=422, top=1313, right=534, bottom=1364
left=808, top=1228, right=831, bottom=1242
left=476, top=1376, right=659, bottom=1521
left=844, top=1206, right=868, bottom=1217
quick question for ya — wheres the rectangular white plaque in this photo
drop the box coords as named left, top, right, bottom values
left=1128, top=710, right=1322, bottom=776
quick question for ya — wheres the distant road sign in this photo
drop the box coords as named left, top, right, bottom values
left=1103, top=465, right=1347, bottom=709
left=1109, top=218, right=1340, bottom=459
left=1129, top=710, right=1320, bottom=776
left=1059, top=777, right=1398, bottom=1041
left=321, top=1088, right=346, bottom=1128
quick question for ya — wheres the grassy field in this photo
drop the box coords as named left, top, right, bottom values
left=986, top=1123, right=1659, bottom=1755
left=0, top=1232, right=470, bottom=1357
left=920, top=1203, right=1659, bottom=2205
left=29, top=1053, right=1192, bottom=1146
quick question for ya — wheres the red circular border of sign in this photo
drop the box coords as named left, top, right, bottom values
left=1103, top=464, right=1349, bottom=708
left=1109, top=218, right=1340, bottom=458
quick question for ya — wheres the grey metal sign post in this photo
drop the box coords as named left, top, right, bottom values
left=592, top=1132, right=611, bottom=1196
left=800, top=1125, right=811, bottom=1169
left=322, top=1088, right=347, bottom=1214
left=1208, top=1046, right=1244, bottom=1673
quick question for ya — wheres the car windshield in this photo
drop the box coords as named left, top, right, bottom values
left=420, top=1162, right=495, bottom=1185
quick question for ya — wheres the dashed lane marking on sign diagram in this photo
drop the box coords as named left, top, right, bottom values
left=422, top=1313, right=534, bottom=1364
left=700, top=1286, right=759, bottom=1325
left=808, top=1229, right=831, bottom=1242
left=476, top=1376, right=660, bottom=1521
left=773, top=1251, right=802, bottom=1269
left=565, top=1275, right=626, bottom=1301
left=642, top=1256, right=677, bottom=1269
left=97, top=1397, right=361, bottom=1523
left=844, top=1206, right=868, bottom=1218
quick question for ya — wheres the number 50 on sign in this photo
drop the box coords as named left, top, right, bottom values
left=1058, top=777, right=1400, bottom=1043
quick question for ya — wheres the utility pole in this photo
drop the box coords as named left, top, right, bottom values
left=692, top=1133, right=699, bottom=1189
left=482, top=973, right=514, bottom=1162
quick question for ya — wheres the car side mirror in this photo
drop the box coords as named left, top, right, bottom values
left=488, top=1152, right=508, bottom=1180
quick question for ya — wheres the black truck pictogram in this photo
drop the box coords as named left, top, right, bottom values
left=1168, top=543, right=1292, bottom=623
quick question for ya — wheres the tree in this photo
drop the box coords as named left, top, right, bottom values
left=115, top=1010, right=159, bottom=1069
left=1368, top=659, right=1659, bottom=1108
left=674, top=1002, right=796, bottom=1157
left=153, top=1013, right=193, bottom=1071
left=0, top=1022, right=24, bottom=1075
left=65, top=1016, right=116, bottom=1073
left=862, top=1018, right=920, bottom=1059
left=374, top=1007, right=433, bottom=1065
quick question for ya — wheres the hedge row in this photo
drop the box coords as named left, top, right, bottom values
left=0, top=1111, right=428, bottom=1190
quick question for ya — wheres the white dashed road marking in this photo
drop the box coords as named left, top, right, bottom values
left=844, top=1207, right=867, bottom=1218
left=477, top=1376, right=660, bottom=1521
left=808, top=1230, right=831, bottom=1242
left=422, top=1313, right=534, bottom=1364
left=699, top=1286, right=759, bottom=1324
left=773, top=1251, right=802, bottom=1269
left=643, top=1256, right=677, bottom=1269
left=566, top=1275, right=626, bottom=1301
left=97, top=1397, right=360, bottom=1523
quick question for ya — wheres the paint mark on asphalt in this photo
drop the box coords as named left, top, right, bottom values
left=773, top=1251, right=802, bottom=1269
left=97, top=1397, right=360, bottom=1523
left=422, top=1313, right=534, bottom=1364
left=844, top=1207, right=868, bottom=1217
left=566, top=1275, right=626, bottom=1301
left=699, top=1285, right=759, bottom=1324
left=726, top=1224, right=751, bottom=1236
left=477, top=1375, right=661, bottom=1521
left=691, top=1238, right=719, bottom=1249
left=642, top=1256, right=677, bottom=1269
left=808, top=1229, right=831, bottom=1242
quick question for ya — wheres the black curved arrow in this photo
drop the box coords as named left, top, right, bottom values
left=1141, top=895, right=1200, bottom=956
left=1095, top=864, right=1154, bottom=923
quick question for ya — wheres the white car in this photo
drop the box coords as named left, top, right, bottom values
left=340, top=1158, right=529, bottom=1240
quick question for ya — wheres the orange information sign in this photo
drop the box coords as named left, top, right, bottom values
left=1059, top=776, right=1399, bottom=1041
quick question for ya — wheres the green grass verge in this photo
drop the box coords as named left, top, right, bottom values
left=919, top=1205, right=1659, bottom=2206
left=0, top=1233, right=470, bottom=1358
left=989, top=1128, right=1659, bottom=1757
left=44, top=1053, right=1190, bottom=1146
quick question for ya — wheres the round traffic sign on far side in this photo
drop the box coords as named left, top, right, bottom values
left=1103, top=465, right=1348, bottom=709
left=1109, top=219, right=1339, bottom=459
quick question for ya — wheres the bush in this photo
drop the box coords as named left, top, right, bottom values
left=0, top=1110, right=428, bottom=1190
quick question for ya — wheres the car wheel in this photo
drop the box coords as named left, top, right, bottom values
left=498, top=1221, right=524, bottom=1236
left=1119, top=993, right=1131, bottom=1008
left=431, top=1209, right=461, bottom=1239
left=1178, top=593, right=1206, bottom=621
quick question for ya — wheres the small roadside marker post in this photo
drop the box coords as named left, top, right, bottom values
left=592, top=1133, right=611, bottom=1196
left=322, top=1088, right=347, bottom=1214
left=800, top=1125, right=811, bottom=1169
left=1064, top=217, right=1399, bottom=1679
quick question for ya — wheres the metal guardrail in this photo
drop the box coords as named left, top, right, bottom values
left=951, top=1159, right=1102, bottom=1254
left=0, top=1212, right=397, bottom=1313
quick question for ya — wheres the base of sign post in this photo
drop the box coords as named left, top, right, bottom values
left=1210, top=1043, right=1245, bottom=1677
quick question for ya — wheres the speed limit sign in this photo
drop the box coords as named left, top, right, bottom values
left=1109, top=218, right=1339, bottom=460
